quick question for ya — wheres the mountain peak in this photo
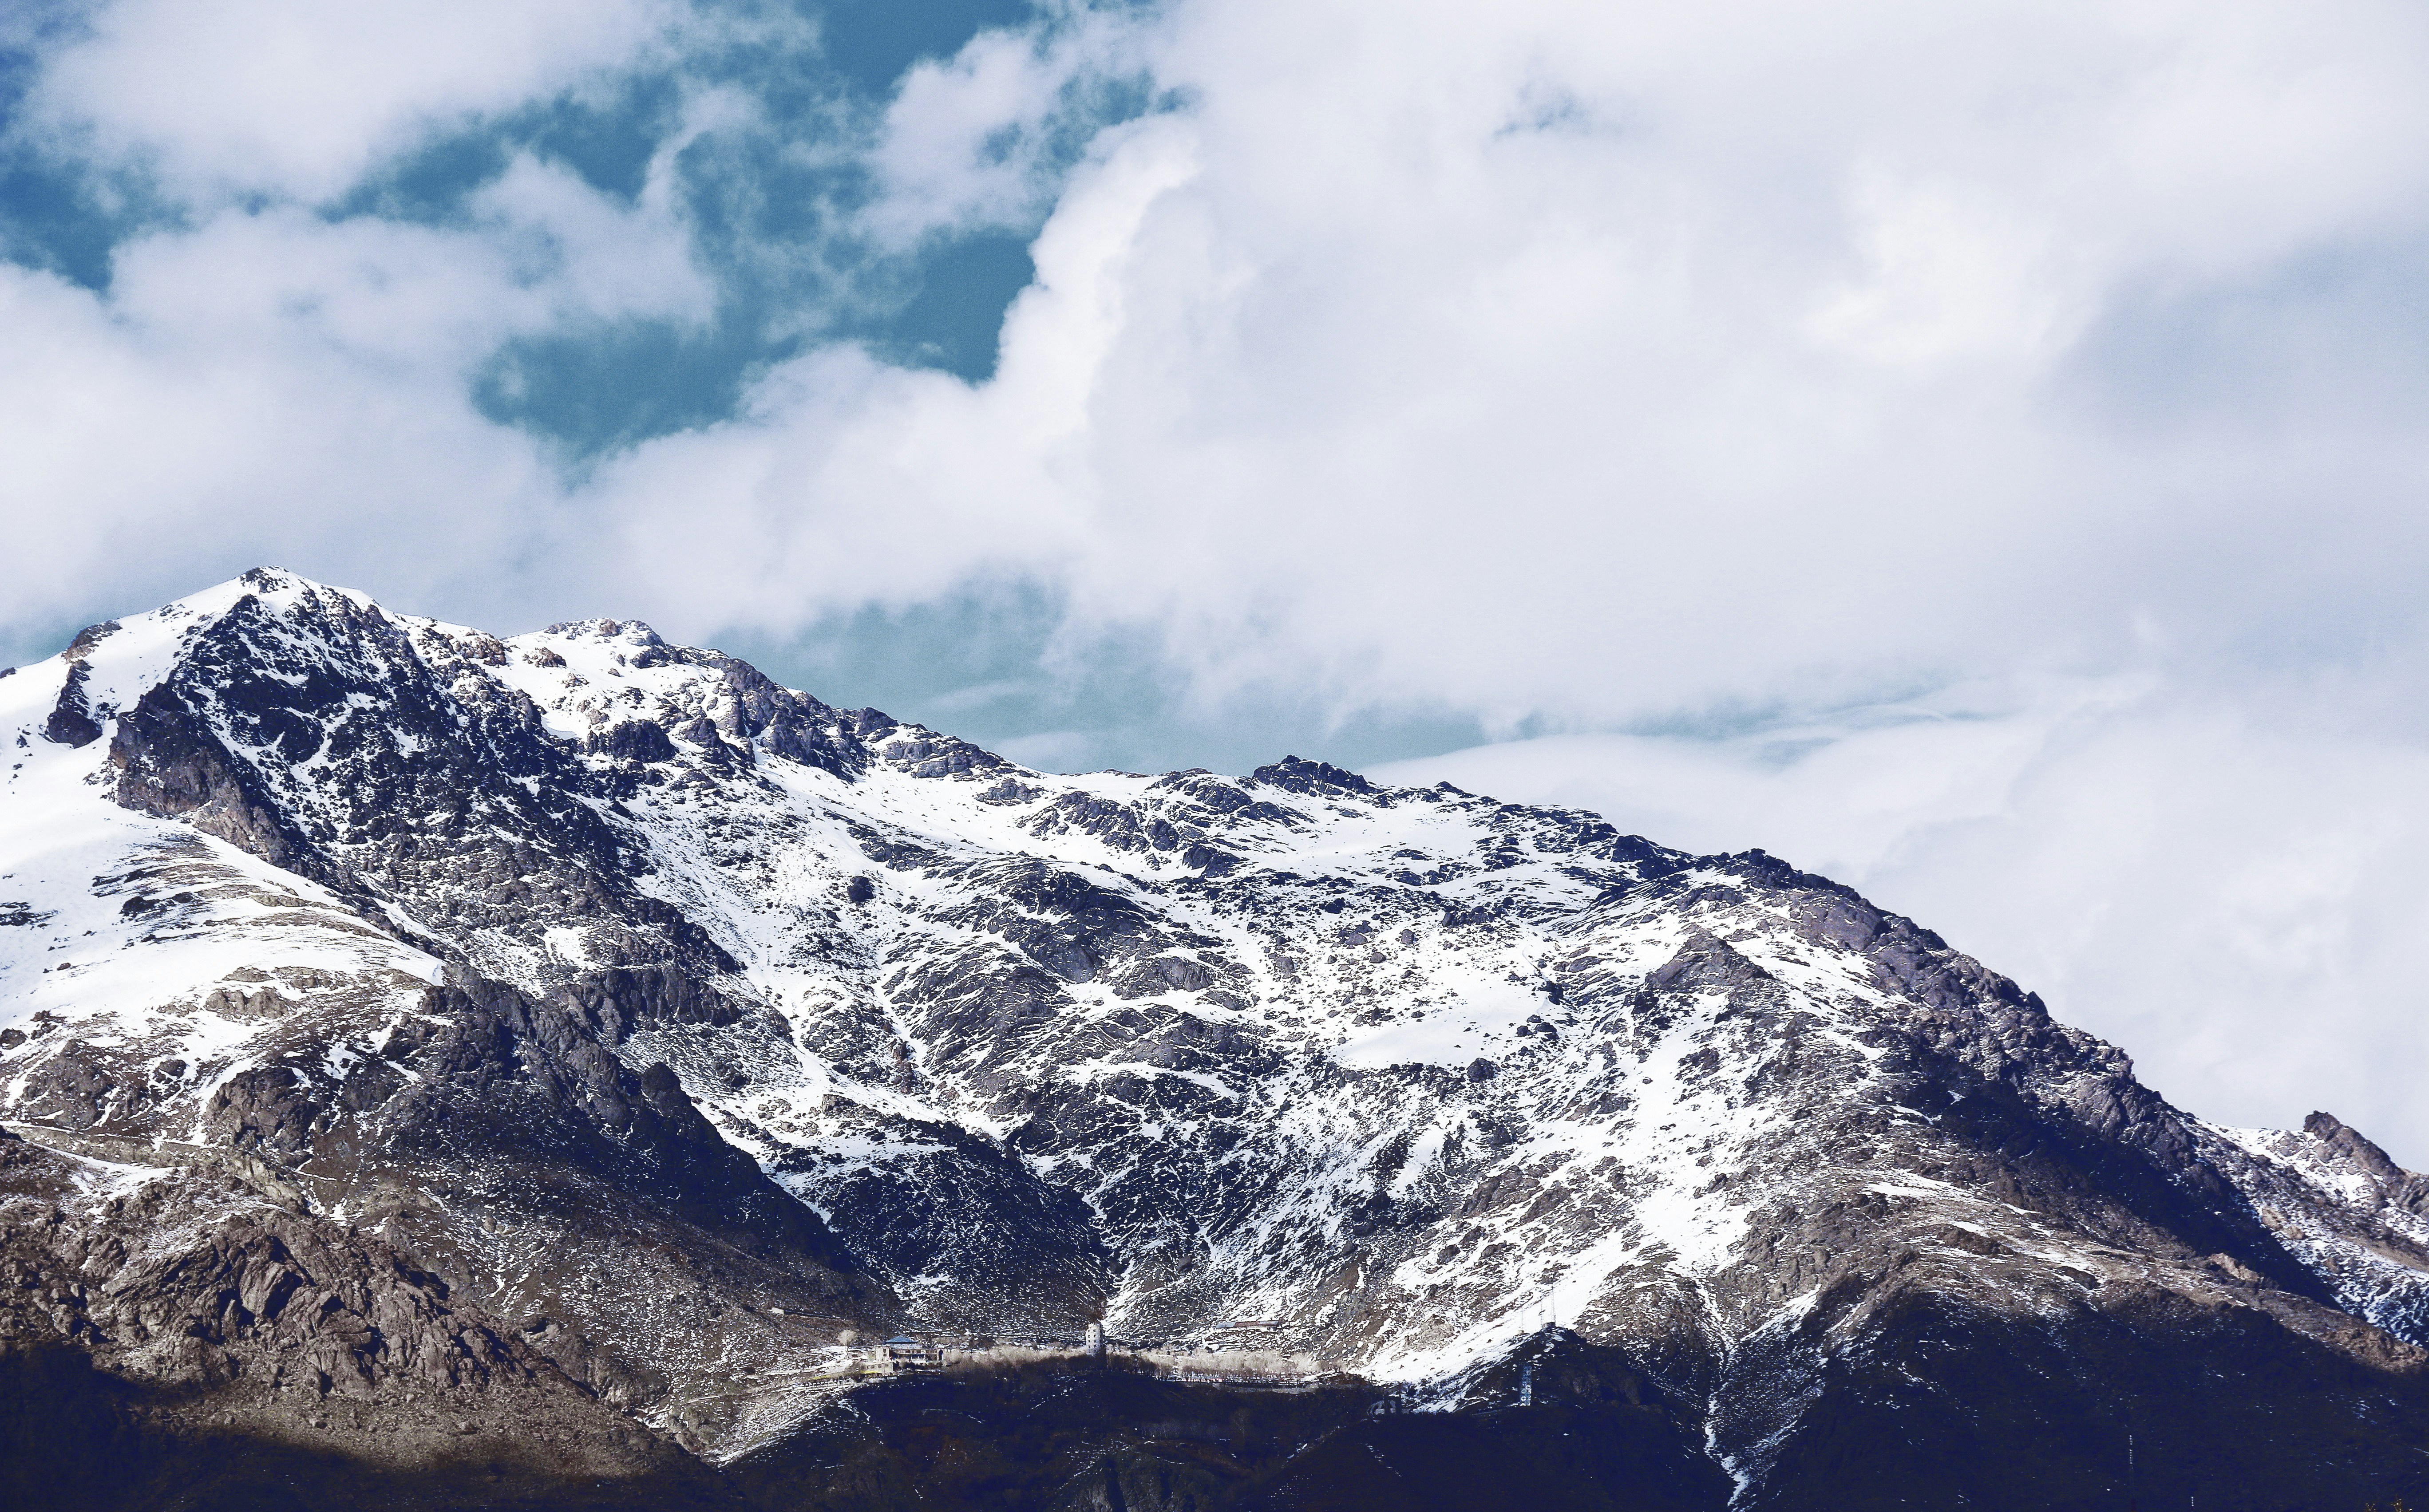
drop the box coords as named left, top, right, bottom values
left=1249, top=753, right=1377, bottom=795
left=8, top=578, right=2429, bottom=1504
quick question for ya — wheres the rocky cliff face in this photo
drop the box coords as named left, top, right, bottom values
left=6, top=569, right=2429, bottom=1510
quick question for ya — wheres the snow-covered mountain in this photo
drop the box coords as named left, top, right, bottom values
left=7, top=569, right=2429, bottom=1510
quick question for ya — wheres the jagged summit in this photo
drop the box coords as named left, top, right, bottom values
left=7, top=573, right=2429, bottom=1508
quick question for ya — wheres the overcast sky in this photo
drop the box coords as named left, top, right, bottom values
left=4, top=0, right=2428, bottom=1159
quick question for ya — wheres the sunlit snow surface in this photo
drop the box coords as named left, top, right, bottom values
left=1, top=598, right=447, bottom=1146
left=6, top=569, right=2429, bottom=1456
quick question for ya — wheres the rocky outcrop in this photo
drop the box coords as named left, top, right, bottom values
left=2302, top=1110, right=2429, bottom=1216
left=0, top=1128, right=737, bottom=1512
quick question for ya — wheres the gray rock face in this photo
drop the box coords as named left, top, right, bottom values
left=5, top=569, right=2429, bottom=1508
left=0, top=1125, right=729, bottom=1506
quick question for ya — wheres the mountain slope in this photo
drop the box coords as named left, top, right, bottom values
left=5, top=569, right=2429, bottom=1508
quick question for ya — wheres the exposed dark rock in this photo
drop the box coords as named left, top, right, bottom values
left=1248, top=755, right=1374, bottom=797
left=592, top=720, right=678, bottom=764
left=43, top=665, right=102, bottom=748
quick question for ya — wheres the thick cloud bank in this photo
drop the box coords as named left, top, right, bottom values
left=4, top=0, right=2429, bottom=1152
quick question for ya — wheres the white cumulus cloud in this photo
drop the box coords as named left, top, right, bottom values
left=25, top=0, right=683, bottom=202
left=5, top=0, right=2429, bottom=1156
